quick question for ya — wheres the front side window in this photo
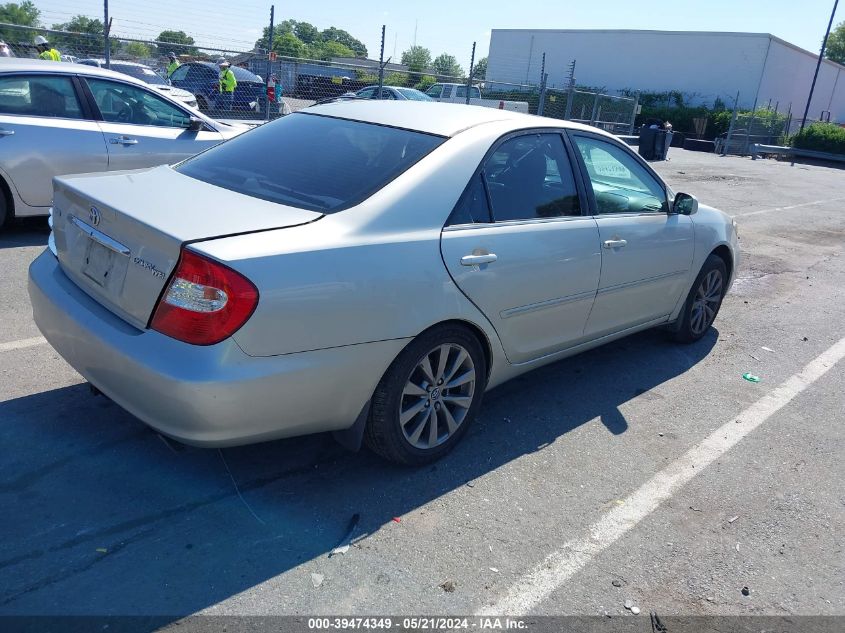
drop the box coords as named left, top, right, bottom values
left=483, top=133, right=581, bottom=221
left=177, top=113, right=445, bottom=213
left=86, top=78, right=191, bottom=128
left=357, top=87, right=376, bottom=99
left=0, top=75, right=83, bottom=119
left=426, top=84, right=443, bottom=98
left=168, top=65, right=190, bottom=82
left=572, top=136, right=667, bottom=214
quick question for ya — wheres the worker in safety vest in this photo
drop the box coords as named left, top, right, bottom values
left=217, top=60, right=237, bottom=112
left=166, top=52, right=180, bottom=77
left=34, top=35, right=61, bottom=61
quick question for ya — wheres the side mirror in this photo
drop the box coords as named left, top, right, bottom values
left=187, top=116, right=204, bottom=132
left=673, top=192, right=699, bottom=215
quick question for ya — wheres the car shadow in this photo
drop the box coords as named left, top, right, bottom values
left=0, top=218, right=49, bottom=249
left=0, top=327, right=717, bottom=619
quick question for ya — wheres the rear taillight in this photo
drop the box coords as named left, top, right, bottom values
left=150, top=249, right=258, bottom=346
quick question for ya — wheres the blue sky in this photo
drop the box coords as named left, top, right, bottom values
left=33, top=0, right=841, bottom=71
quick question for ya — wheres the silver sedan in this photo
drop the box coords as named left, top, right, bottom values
left=29, top=101, right=739, bottom=464
left=0, top=58, right=244, bottom=227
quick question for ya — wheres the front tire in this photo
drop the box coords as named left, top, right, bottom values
left=672, top=254, right=727, bottom=343
left=364, top=325, right=487, bottom=465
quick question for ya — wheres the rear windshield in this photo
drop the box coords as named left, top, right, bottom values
left=176, top=113, right=444, bottom=213
left=113, top=64, right=167, bottom=85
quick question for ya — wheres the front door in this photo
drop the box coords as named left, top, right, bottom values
left=441, top=132, right=601, bottom=364
left=569, top=133, right=694, bottom=337
left=0, top=74, right=107, bottom=208
left=83, top=77, right=223, bottom=171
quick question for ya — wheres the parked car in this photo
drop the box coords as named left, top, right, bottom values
left=168, top=61, right=271, bottom=115
left=30, top=101, right=739, bottom=465
left=77, top=59, right=198, bottom=108
left=426, top=82, right=530, bottom=113
left=354, top=86, right=434, bottom=101
left=0, top=58, right=245, bottom=226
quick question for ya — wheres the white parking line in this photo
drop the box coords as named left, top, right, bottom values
left=736, top=197, right=845, bottom=218
left=0, top=336, right=47, bottom=353
left=477, top=335, right=845, bottom=616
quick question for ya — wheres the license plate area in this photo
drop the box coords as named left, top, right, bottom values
left=83, top=238, right=115, bottom=286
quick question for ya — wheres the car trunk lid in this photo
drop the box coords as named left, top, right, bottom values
left=51, top=165, right=322, bottom=330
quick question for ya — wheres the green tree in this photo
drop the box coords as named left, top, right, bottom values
left=384, top=72, right=408, bottom=87
left=401, top=45, right=431, bottom=71
left=0, top=1, right=40, bottom=46
left=320, top=26, right=366, bottom=57
left=272, top=31, right=306, bottom=58
left=51, top=15, right=114, bottom=57
left=472, top=56, right=487, bottom=80
left=308, top=39, right=354, bottom=61
left=124, top=41, right=151, bottom=59
left=294, top=21, right=320, bottom=44
left=432, top=53, right=463, bottom=79
left=156, top=30, right=197, bottom=56
left=825, top=21, right=845, bottom=65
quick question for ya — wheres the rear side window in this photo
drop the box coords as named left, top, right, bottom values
left=177, top=113, right=445, bottom=213
left=0, top=75, right=83, bottom=119
left=447, top=174, right=491, bottom=225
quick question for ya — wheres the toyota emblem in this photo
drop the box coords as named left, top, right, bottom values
left=89, top=206, right=101, bottom=226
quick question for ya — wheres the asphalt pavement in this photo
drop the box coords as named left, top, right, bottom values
left=0, top=149, right=842, bottom=624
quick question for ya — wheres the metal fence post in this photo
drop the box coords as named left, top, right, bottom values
left=264, top=5, right=274, bottom=121
left=537, top=53, right=546, bottom=116
left=628, top=91, right=639, bottom=134
left=466, top=42, right=476, bottom=105
left=590, top=91, right=600, bottom=126
left=103, top=0, right=110, bottom=68
left=377, top=25, right=385, bottom=99
left=564, top=59, right=575, bottom=120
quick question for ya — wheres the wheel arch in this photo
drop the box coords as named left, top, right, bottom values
left=710, top=244, right=734, bottom=281
left=0, top=171, right=14, bottom=224
left=413, top=318, right=494, bottom=380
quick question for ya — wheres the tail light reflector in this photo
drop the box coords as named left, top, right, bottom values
left=150, top=249, right=258, bottom=346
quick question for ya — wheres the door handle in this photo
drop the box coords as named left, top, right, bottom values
left=460, top=253, right=497, bottom=266
left=602, top=239, right=627, bottom=249
left=0, top=129, right=14, bottom=136
left=109, top=136, right=139, bottom=145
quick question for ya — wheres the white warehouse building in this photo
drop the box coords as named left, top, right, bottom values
left=486, top=29, right=845, bottom=122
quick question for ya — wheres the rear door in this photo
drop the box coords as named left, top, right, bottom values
left=441, top=131, right=601, bottom=364
left=82, top=77, right=223, bottom=171
left=569, top=132, right=694, bottom=337
left=0, top=73, right=107, bottom=208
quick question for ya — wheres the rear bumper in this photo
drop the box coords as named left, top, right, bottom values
left=28, top=250, right=407, bottom=446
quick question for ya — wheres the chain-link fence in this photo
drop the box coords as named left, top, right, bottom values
left=1, top=21, right=639, bottom=130
left=717, top=109, right=791, bottom=155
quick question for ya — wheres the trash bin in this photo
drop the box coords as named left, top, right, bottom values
left=638, top=127, right=658, bottom=160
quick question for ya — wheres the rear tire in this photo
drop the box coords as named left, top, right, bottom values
left=0, top=186, right=8, bottom=228
left=364, top=324, right=487, bottom=466
left=672, top=254, right=727, bottom=343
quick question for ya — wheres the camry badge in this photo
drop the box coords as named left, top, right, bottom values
left=89, top=206, right=101, bottom=226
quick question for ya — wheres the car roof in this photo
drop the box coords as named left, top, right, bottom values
left=0, top=58, right=153, bottom=87
left=304, top=100, right=607, bottom=138
left=79, top=59, right=151, bottom=68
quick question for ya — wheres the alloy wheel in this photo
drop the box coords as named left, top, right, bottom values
left=690, top=269, right=723, bottom=335
left=399, top=343, right=476, bottom=450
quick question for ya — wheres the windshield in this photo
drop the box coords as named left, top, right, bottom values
left=396, top=88, right=433, bottom=101
left=113, top=64, right=167, bottom=86
left=177, top=113, right=444, bottom=213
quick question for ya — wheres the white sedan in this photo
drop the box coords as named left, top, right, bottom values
left=0, top=58, right=245, bottom=227
left=30, top=101, right=739, bottom=464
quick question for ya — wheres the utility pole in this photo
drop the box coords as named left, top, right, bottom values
left=103, top=0, right=110, bottom=68
left=798, top=0, right=839, bottom=136
left=466, top=41, right=476, bottom=105
left=265, top=5, right=274, bottom=121
left=413, top=19, right=417, bottom=46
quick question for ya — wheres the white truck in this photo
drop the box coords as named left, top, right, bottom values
left=425, top=83, right=530, bottom=113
